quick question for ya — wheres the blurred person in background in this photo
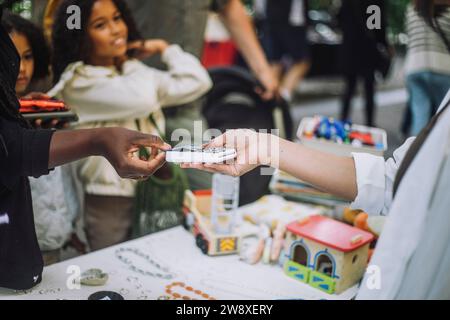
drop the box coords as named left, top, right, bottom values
left=254, top=0, right=311, bottom=102
left=338, top=0, right=389, bottom=127
left=405, top=0, right=450, bottom=135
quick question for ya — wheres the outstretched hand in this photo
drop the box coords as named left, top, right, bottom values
left=102, top=128, right=172, bottom=180
left=255, top=68, right=279, bottom=101
left=181, top=129, right=276, bottom=177
left=49, top=127, right=171, bottom=180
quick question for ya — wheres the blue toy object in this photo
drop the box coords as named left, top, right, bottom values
left=308, top=116, right=384, bottom=149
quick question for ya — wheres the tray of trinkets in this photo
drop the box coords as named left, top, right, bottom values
left=297, top=116, right=387, bottom=157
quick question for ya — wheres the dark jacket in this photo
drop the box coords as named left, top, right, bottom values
left=0, top=5, right=54, bottom=290
left=265, top=0, right=310, bottom=26
left=338, top=0, right=388, bottom=74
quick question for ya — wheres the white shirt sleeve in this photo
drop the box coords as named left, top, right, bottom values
left=30, top=168, right=73, bottom=251
left=351, top=138, right=416, bottom=216
left=47, top=45, right=212, bottom=124
left=156, top=44, right=213, bottom=107
left=48, top=61, right=163, bottom=123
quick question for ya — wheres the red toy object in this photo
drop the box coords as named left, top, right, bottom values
left=201, top=40, right=237, bottom=68
left=19, top=99, right=78, bottom=123
left=286, top=215, right=374, bottom=253
left=349, top=131, right=375, bottom=146
left=19, top=99, right=68, bottom=113
left=193, top=190, right=213, bottom=197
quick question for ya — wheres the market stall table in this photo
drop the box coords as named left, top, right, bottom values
left=0, top=227, right=359, bottom=300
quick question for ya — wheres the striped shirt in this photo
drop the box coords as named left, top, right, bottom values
left=405, top=5, right=450, bottom=75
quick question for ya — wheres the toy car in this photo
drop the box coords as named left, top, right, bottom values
left=182, top=190, right=241, bottom=256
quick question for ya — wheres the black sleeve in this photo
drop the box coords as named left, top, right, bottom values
left=304, top=0, right=311, bottom=26
left=0, top=118, right=54, bottom=191
left=211, top=0, right=230, bottom=12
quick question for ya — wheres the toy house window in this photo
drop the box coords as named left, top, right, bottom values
left=316, top=253, right=334, bottom=277
left=292, top=244, right=309, bottom=266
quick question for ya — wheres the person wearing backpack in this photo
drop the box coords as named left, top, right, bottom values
left=405, top=0, right=450, bottom=135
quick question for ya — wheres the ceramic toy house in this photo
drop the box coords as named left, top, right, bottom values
left=284, top=215, right=374, bottom=294
left=182, top=190, right=241, bottom=256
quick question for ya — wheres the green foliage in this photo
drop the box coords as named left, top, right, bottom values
left=1, top=0, right=32, bottom=18
left=387, top=0, right=410, bottom=36
left=309, top=0, right=341, bottom=11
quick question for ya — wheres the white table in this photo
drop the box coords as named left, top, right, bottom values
left=0, top=227, right=358, bottom=300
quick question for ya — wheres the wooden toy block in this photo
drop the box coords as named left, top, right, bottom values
left=284, top=260, right=310, bottom=283
left=309, top=270, right=336, bottom=294
left=284, top=215, right=374, bottom=294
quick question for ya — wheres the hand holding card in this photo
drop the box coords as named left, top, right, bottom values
left=166, top=145, right=237, bottom=164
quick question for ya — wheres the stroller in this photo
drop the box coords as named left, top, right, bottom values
left=202, top=66, right=294, bottom=206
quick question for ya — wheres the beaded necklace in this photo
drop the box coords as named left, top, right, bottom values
left=115, top=247, right=175, bottom=280
left=165, top=282, right=216, bottom=300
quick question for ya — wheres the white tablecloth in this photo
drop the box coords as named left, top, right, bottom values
left=0, top=227, right=358, bottom=300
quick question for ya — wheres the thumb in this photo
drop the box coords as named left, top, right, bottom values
left=205, top=132, right=230, bottom=149
left=132, top=132, right=171, bottom=151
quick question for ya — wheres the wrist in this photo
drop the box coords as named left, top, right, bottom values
left=257, top=133, right=279, bottom=167
left=253, top=62, right=272, bottom=79
left=159, top=41, right=169, bottom=53
left=89, top=128, right=108, bottom=157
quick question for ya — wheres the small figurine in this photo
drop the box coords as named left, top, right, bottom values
left=349, top=131, right=375, bottom=146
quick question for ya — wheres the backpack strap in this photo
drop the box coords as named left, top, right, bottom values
left=393, top=100, right=450, bottom=196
